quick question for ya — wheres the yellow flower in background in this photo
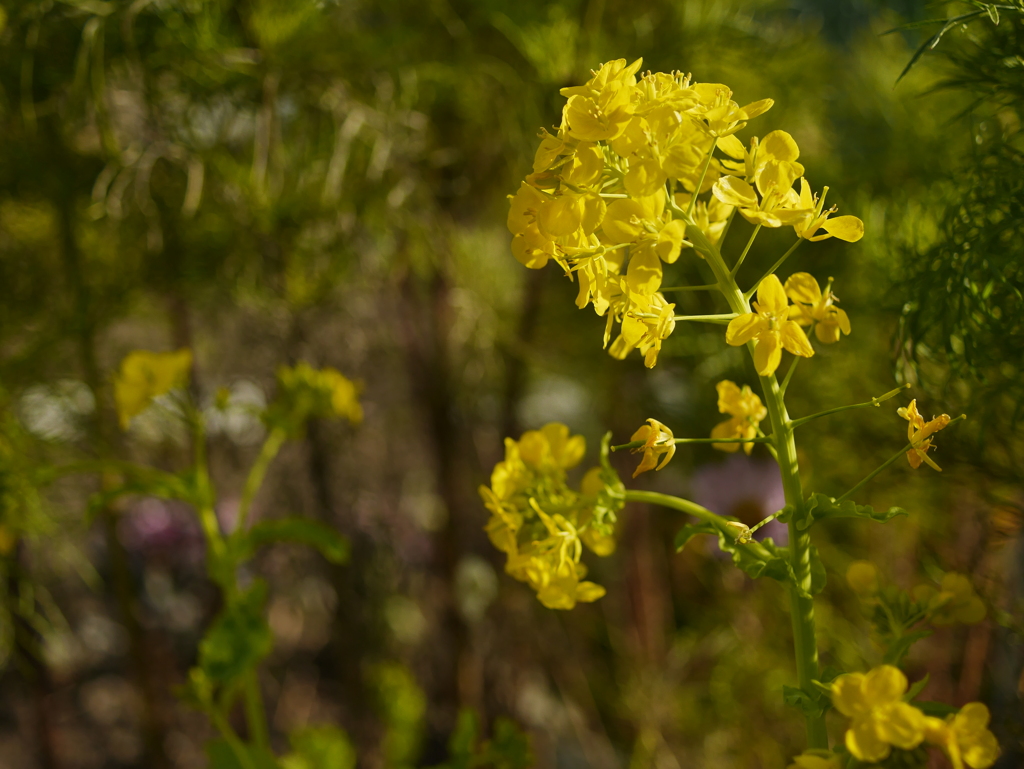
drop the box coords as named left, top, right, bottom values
left=629, top=418, right=675, bottom=477
left=517, top=422, right=586, bottom=471
left=113, top=349, right=193, bottom=429
left=791, top=179, right=865, bottom=242
left=275, top=362, right=363, bottom=426
left=913, top=572, right=986, bottom=625
left=784, top=273, right=851, bottom=344
left=897, top=399, right=951, bottom=471
left=710, top=380, right=766, bottom=454
left=786, top=750, right=842, bottom=769
left=0, top=524, right=16, bottom=556
left=924, top=703, right=1000, bottom=769
left=725, top=274, right=814, bottom=376
left=831, top=665, right=927, bottom=763
left=845, top=561, right=879, bottom=597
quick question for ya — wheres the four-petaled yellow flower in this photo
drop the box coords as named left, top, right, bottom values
left=711, top=380, right=766, bottom=454
left=630, top=418, right=675, bottom=478
left=924, top=703, right=1000, bottom=769
left=898, top=399, right=951, bottom=471
left=791, top=180, right=865, bottom=242
left=784, top=273, right=851, bottom=344
left=113, top=349, right=193, bottom=430
left=830, top=665, right=927, bottom=763
left=914, top=572, right=986, bottom=626
left=725, top=274, right=814, bottom=376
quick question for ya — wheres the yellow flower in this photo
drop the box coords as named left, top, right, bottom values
left=784, top=273, right=851, bottom=344
left=606, top=283, right=677, bottom=368
left=924, top=704, right=1000, bottom=769
left=786, top=750, right=842, bottom=769
left=845, top=561, right=879, bottom=597
left=559, top=58, right=642, bottom=142
left=710, top=380, right=766, bottom=454
left=897, top=399, right=951, bottom=471
left=725, top=274, right=814, bottom=376
left=791, top=179, right=864, bottom=242
left=831, top=665, right=927, bottom=763
left=113, top=349, right=193, bottom=429
left=629, top=418, right=675, bottom=477
left=478, top=424, right=619, bottom=610
left=913, top=572, right=986, bottom=625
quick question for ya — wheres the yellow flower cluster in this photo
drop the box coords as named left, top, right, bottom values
left=270, top=362, right=363, bottom=431
left=831, top=665, right=998, bottom=767
left=479, top=424, right=620, bottom=610
left=507, top=58, right=862, bottom=368
left=711, top=380, right=766, bottom=453
left=113, top=349, right=193, bottom=429
left=914, top=572, right=986, bottom=626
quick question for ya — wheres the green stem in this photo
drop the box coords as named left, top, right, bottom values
left=687, top=138, right=718, bottom=219
left=789, top=384, right=911, bottom=429
left=244, top=671, right=270, bottom=752
left=680, top=213, right=828, bottom=749
left=780, top=357, right=800, bottom=396
left=660, top=283, right=719, bottom=292
left=835, top=414, right=966, bottom=503
left=235, top=427, right=287, bottom=534
left=731, top=224, right=762, bottom=277
left=672, top=313, right=736, bottom=324
left=210, top=709, right=257, bottom=769
left=745, top=239, right=803, bottom=300
left=623, top=490, right=781, bottom=573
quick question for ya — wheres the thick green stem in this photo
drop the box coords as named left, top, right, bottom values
left=683, top=218, right=828, bottom=749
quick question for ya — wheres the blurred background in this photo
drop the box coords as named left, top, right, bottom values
left=0, top=0, right=1022, bottom=767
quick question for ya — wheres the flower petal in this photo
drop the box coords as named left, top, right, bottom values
left=784, top=272, right=822, bottom=305
left=713, top=175, right=759, bottom=210
left=756, top=274, right=790, bottom=317
left=753, top=331, right=782, bottom=375
left=780, top=321, right=815, bottom=357
left=822, top=215, right=864, bottom=242
left=725, top=313, right=765, bottom=346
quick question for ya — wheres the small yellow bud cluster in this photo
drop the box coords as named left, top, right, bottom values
left=831, top=665, right=999, bottom=768
left=508, top=58, right=863, bottom=368
left=478, top=424, right=621, bottom=610
left=710, top=380, right=766, bottom=453
left=846, top=562, right=986, bottom=626
left=114, top=349, right=193, bottom=429
left=913, top=572, right=986, bottom=626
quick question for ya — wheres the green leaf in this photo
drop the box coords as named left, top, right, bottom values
left=674, top=522, right=718, bottom=551
left=206, top=739, right=279, bottom=769
left=487, top=718, right=533, bottom=769
left=443, top=709, right=480, bottom=769
left=801, top=493, right=908, bottom=531
left=198, top=582, right=273, bottom=684
left=281, top=725, right=356, bottom=769
left=912, top=700, right=960, bottom=718
left=904, top=673, right=930, bottom=702
left=782, top=685, right=831, bottom=719
left=882, top=630, right=932, bottom=666
left=235, top=518, right=350, bottom=565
